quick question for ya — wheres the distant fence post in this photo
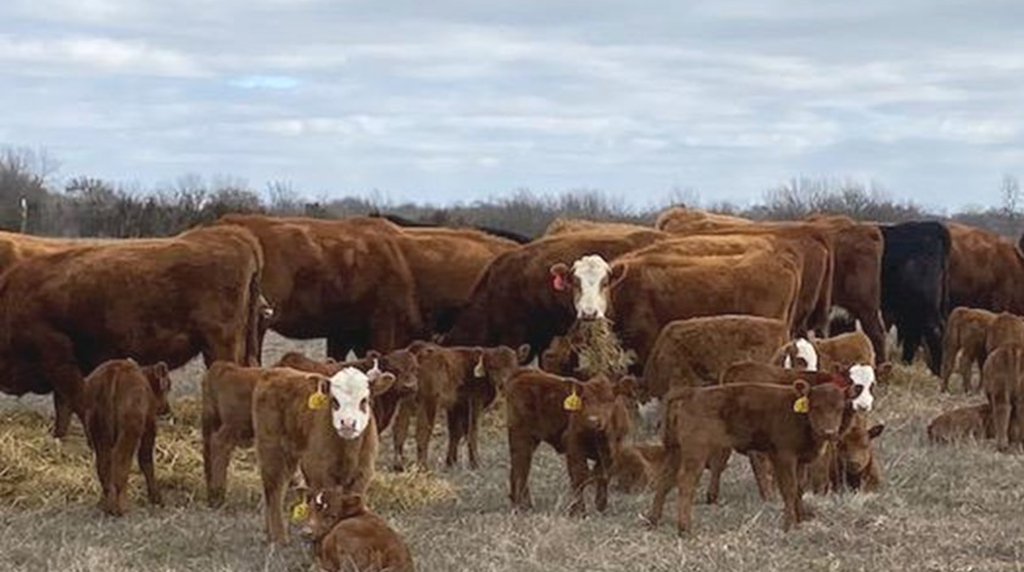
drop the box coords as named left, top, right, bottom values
left=19, top=196, right=28, bottom=233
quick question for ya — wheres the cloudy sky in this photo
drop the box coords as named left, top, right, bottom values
left=1, top=0, right=1022, bottom=209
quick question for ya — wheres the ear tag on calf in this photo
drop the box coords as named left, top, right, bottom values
left=290, top=501, right=310, bottom=522
left=564, top=388, right=582, bottom=412
left=792, top=396, right=809, bottom=414
left=552, top=274, right=566, bottom=292
left=474, top=356, right=486, bottom=378
left=308, top=389, right=329, bottom=410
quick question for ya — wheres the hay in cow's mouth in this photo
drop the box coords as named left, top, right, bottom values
left=0, top=398, right=455, bottom=512
left=568, top=318, right=634, bottom=379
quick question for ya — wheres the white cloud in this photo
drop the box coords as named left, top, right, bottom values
left=0, top=35, right=205, bottom=77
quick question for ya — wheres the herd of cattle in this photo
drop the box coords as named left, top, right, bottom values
left=2, top=206, right=1024, bottom=571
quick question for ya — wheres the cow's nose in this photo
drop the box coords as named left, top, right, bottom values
left=579, top=309, right=600, bottom=320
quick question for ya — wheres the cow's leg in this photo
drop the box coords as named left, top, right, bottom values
left=415, top=398, right=438, bottom=470
left=206, top=428, right=236, bottom=508
left=594, top=443, right=612, bottom=513
left=858, top=308, right=887, bottom=365
left=923, top=321, right=944, bottom=376
left=259, top=453, right=296, bottom=544
left=675, top=454, right=706, bottom=536
left=749, top=452, right=776, bottom=501
left=771, top=452, right=800, bottom=530
left=565, top=438, right=591, bottom=516
left=466, top=393, right=483, bottom=470
left=53, top=392, right=74, bottom=439
left=644, top=445, right=681, bottom=527
left=901, top=324, right=922, bottom=365
left=391, top=398, right=414, bottom=472
left=704, top=448, right=730, bottom=505
left=42, top=359, right=87, bottom=439
left=508, top=435, right=537, bottom=510
left=93, top=440, right=114, bottom=514
left=445, top=400, right=468, bottom=468
left=110, top=427, right=142, bottom=516
left=958, top=351, right=976, bottom=393
left=201, top=324, right=246, bottom=366
left=940, top=342, right=958, bottom=392
left=138, top=423, right=161, bottom=506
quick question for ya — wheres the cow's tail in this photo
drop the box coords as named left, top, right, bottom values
left=244, top=269, right=263, bottom=366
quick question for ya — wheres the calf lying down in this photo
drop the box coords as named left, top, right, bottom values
left=301, top=487, right=414, bottom=572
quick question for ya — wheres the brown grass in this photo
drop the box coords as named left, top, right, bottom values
left=567, top=318, right=635, bottom=378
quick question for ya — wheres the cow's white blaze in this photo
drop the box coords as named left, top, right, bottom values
left=784, top=338, right=819, bottom=371
left=572, top=254, right=612, bottom=319
left=327, top=367, right=373, bottom=439
left=847, top=364, right=876, bottom=412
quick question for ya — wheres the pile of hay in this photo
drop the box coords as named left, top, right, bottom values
left=566, top=318, right=635, bottom=379
left=0, top=397, right=454, bottom=512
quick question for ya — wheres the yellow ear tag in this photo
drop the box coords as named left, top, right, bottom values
left=473, top=356, right=485, bottom=378
left=793, top=396, right=809, bottom=414
left=563, top=389, right=582, bottom=412
left=307, top=389, right=328, bottom=411
left=290, top=501, right=309, bottom=522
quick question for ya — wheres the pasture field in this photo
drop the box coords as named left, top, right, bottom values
left=3, top=333, right=1024, bottom=572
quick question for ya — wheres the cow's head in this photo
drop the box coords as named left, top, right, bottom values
left=549, top=255, right=625, bottom=321
left=322, top=366, right=395, bottom=439
left=567, top=375, right=637, bottom=435
left=837, top=417, right=884, bottom=490
left=381, top=349, right=419, bottom=396
left=541, top=335, right=576, bottom=376
left=142, top=362, right=172, bottom=417
left=782, top=338, right=818, bottom=371
left=301, top=487, right=367, bottom=541
left=471, top=344, right=531, bottom=390
left=846, top=364, right=877, bottom=412
left=800, top=380, right=846, bottom=441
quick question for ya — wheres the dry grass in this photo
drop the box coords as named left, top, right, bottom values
left=4, top=334, right=1024, bottom=571
left=567, top=318, right=635, bottom=378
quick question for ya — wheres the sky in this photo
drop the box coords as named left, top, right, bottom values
left=1, top=0, right=1022, bottom=210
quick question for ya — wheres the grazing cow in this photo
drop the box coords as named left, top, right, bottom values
left=82, top=359, right=171, bottom=516
left=217, top=214, right=423, bottom=358
left=551, top=246, right=800, bottom=367
left=392, top=342, right=529, bottom=471
left=505, top=370, right=636, bottom=515
left=644, top=381, right=847, bottom=534
left=981, top=344, right=1024, bottom=452
left=0, top=225, right=264, bottom=438
left=640, top=315, right=790, bottom=403
left=253, top=366, right=395, bottom=543
left=446, top=228, right=667, bottom=356
left=274, top=349, right=420, bottom=433
left=940, top=307, right=998, bottom=392
left=878, top=221, right=951, bottom=373
left=985, top=312, right=1024, bottom=354
left=301, top=488, right=415, bottom=572
left=927, top=403, right=993, bottom=443
left=611, top=443, right=665, bottom=493
left=948, top=223, right=1024, bottom=313
left=803, top=414, right=884, bottom=494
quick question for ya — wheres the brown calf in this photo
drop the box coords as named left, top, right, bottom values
left=985, top=312, right=1024, bottom=354
left=392, top=342, right=528, bottom=471
left=83, top=359, right=171, bottom=516
left=253, top=366, right=395, bottom=543
left=927, top=403, right=993, bottom=443
left=302, top=488, right=415, bottom=572
left=644, top=381, right=847, bottom=534
left=505, top=370, right=635, bottom=515
left=803, top=414, right=884, bottom=494
left=982, top=344, right=1024, bottom=452
left=811, top=330, right=876, bottom=372
left=940, top=307, right=998, bottom=392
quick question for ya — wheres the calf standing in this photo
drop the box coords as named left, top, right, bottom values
left=803, top=414, right=884, bottom=494
left=392, top=343, right=527, bottom=471
left=985, top=312, right=1024, bottom=354
left=941, top=307, right=997, bottom=392
left=927, top=403, right=993, bottom=443
left=644, top=382, right=847, bottom=534
left=505, top=370, right=635, bottom=515
left=302, top=488, right=414, bottom=572
left=254, top=366, right=395, bottom=543
left=83, top=359, right=171, bottom=516
left=982, top=344, right=1024, bottom=452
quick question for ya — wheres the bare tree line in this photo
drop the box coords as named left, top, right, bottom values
left=1, top=146, right=1021, bottom=239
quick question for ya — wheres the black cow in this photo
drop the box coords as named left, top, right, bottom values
left=878, top=221, right=951, bottom=374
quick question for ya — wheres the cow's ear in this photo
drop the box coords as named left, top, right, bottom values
left=793, top=379, right=810, bottom=397
left=369, top=372, right=396, bottom=397
left=608, top=263, right=627, bottom=288
left=325, top=357, right=338, bottom=364
left=516, top=344, right=531, bottom=364
left=868, top=423, right=885, bottom=439
left=315, top=376, right=330, bottom=395
left=549, top=263, right=570, bottom=292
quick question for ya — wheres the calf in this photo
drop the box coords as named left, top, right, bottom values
left=82, top=359, right=171, bottom=516
left=927, top=403, right=993, bottom=443
left=941, top=307, right=998, bottom=392
left=776, top=331, right=875, bottom=373
left=301, top=488, right=414, bottom=572
left=611, top=443, right=665, bottom=493
left=274, top=349, right=419, bottom=433
left=803, top=414, right=885, bottom=494
left=505, top=370, right=636, bottom=515
left=985, top=312, right=1024, bottom=354
left=253, top=366, right=395, bottom=543
left=981, top=344, right=1024, bottom=452
left=392, top=342, right=528, bottom=471
left=720, top=361, right=876, bottom=413
left=644, top=381, right=847, bottom=534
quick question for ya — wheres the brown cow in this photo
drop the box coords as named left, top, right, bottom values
left=550, top=245, right=800, bottom=366
left=803, top=414, right=884, bottom=494
left=392, top=342, right=528, bottom=471
left=274, top=349, right=419, bottom=433
left=505, top=370, right=636, bottom=515
left=300, top=488, right=415, bottom=572
left=927, top=403, right=993, bottom=443
left=217, top=214, right=423, bottom=358
left=981, top=344, right=1024, bottom=452
left=445, top=228, right=668, bottom=356
left=82, top=359, right=171, bottom=516
left=654, top=206, right=753, bottom=233
left=808, top=330, right=876, bottom=372
left=640, top=315, right=790, bottom=402
left=544, top=218, right=653, bottom=237
left=0, top=225, right=264, bottom=438
left=644, top=381, right=847, bottom=534
left=985, top=312, right=1024, bottom=354
left=253, top=366, right=395, bottom=543
left=948, top=223, right=1024, bottom=313
left=940, top=307, right=998, bottom=393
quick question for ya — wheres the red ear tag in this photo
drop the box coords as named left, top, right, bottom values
left=552, top=274, right=566, bottom=292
